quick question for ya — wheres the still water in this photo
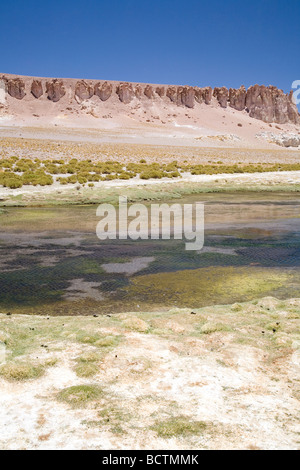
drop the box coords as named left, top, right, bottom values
left=0, top=193, right=299, bottom=315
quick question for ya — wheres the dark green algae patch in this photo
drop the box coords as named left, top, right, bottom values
left=1, top=262, right=299, bottom=316
left=124, top=266, right=299, bottom=310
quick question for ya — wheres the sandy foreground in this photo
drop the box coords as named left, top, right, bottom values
left=0, top=297, right=299, bottom=450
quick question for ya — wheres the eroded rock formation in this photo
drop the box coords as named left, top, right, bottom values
left=229, top=86, right=246, bottom=111
left=155, top=86, right=165, bottom=97
left=144, top=85, right=154, bottom=99
left=179, top=87, right=195, bottom=108
left=134, top=84, right=143, bottom=99
left=202, top=87, right=213, bottom=105
left=287, top=92, right=299, bottom=124
left=46, top=80, right=66, bottom=102
left=245, top=85, right=299, bottom=124
left=2, top=74, right=299, bottom=125
left=31, top=80, right=43, bottom=99
left=94, top=81, right=113, bottom=101
left=116, top=83, right=134, bottom=104
left=194, top=87, right=203, bottom=104
left=75, top=80, right=94, bottom=102
left=7, top=78, right=26, bottom=100
left=166, top=86, right=177, bottom=103
left=213, top=87, right=229, bottom=108
left=166, top=86, right=196, bottom=107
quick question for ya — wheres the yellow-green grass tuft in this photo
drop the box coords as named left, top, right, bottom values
left=151, top=416, right=208, bottom=438
left=57, top=384, right=104, bottom=407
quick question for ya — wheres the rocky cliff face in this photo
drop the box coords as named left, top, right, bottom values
left=45, top=79, right=66, bottom=102
left=75, top=80, right=94, bottom=102
left=31, top=80, right=43, bottom=99
left=7, top=78, right=26, bottom=100
left=213, top=87, right=229, bottom=108
left=245, top=85, right=297, bottom=124
left=229, top=86, right=247, bottom=111
left=1, top=74, right=299, bottom=125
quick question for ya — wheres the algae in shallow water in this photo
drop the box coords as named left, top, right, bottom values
left=125, top=266, right=293, bottom=308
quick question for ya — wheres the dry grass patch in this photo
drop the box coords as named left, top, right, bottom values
left=0, top=296, right=299, bottom=449
left=57, top=384, right=104, bottom=407
left=74, top=363, right=99, bottom=378
left=200, top=322, right=232, bottom=335
left=76, top=331, right=122, bottom=349
left=122, top=317, right=150, bottom=333
left=73, top=351, right=103, bottom=377
left=0, top=361, right=45, bottom=381
left=151, top=415, right=209, bottom=438
left=76, top=351, right=102, bottom=363
left=128, top=356, right=153, bottom=374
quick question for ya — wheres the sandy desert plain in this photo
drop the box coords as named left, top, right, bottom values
left=0, top=75, right=299, bottom=450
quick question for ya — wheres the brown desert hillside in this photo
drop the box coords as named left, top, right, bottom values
left=0, top=73, right=300, bottom=150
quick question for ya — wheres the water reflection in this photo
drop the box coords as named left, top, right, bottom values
left=0, top=193, right=299, bottom=314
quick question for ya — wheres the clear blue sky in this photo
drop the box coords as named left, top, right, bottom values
left=1, top=0, right=299, bottom=94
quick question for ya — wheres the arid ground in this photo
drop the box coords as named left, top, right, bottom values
left=0, top=296, right=299, bottom=450
left=0, top=131, right=299, bottom=208
left=0, top=94, right=299, bottom=450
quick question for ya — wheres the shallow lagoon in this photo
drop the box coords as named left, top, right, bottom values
left=0, top=193, right=299, bottom=315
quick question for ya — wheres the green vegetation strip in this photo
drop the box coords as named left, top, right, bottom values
left=1, top=156, right=300, bottom=189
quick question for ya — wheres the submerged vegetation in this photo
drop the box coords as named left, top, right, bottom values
left=0, top=194, right=300, bottom=315
left=126, top=266, right=295, bottom=308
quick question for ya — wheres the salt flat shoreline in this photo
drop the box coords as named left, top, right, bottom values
left=0, top=296, right=299, bottom=450
left=0, top=170, right=299, bottom=208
